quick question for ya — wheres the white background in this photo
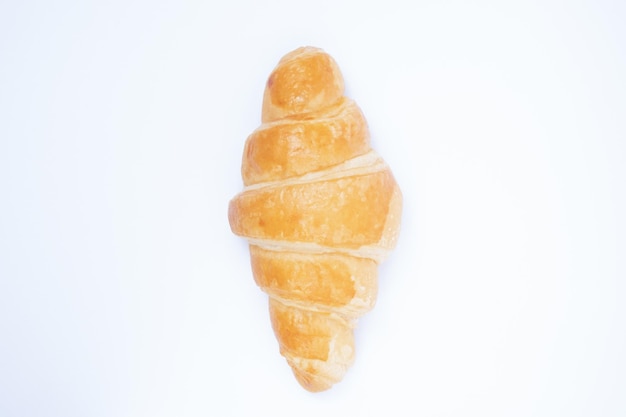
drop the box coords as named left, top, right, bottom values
left=1, top=1, right=625, bottom=416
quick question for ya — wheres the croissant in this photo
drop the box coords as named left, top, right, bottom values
left=228, top=47, right=402, bottom=392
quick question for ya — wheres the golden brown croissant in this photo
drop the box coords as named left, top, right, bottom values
left=228, top=46, right=402, bottom=392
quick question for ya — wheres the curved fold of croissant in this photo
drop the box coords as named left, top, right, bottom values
left=242, top=98, right=370, bottom=186
left=228, top=46, right=402, bottom=392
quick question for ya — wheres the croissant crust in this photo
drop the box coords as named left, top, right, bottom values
left=228, top=46, right=402, bottom=392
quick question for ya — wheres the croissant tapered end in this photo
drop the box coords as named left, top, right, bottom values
left=261, top=46, right=345, bottom=123
left=291, top=367, right=334, bottom=393
left=269, top=298, right=355, bottom=392
left=229, top=46, right=402, bottom=392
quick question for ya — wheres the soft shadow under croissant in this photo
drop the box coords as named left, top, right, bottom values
left=228, top=46, right=402, bottom=392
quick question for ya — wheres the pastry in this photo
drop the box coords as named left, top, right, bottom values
left=228, top=46, right=402, bottom=392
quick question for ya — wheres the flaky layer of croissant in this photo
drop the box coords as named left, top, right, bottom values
left=228, top=47, right=402, bottom=392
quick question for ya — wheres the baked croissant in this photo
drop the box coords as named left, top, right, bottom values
left=228, top=47, right=402, bottom=392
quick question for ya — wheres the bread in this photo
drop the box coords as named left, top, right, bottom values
left=228, top=47, right=402, bottom=392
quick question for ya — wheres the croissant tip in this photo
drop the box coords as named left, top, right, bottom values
left=291, top=367, right=335, bottom=393
left=279, top=46, right=325, bottom=62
